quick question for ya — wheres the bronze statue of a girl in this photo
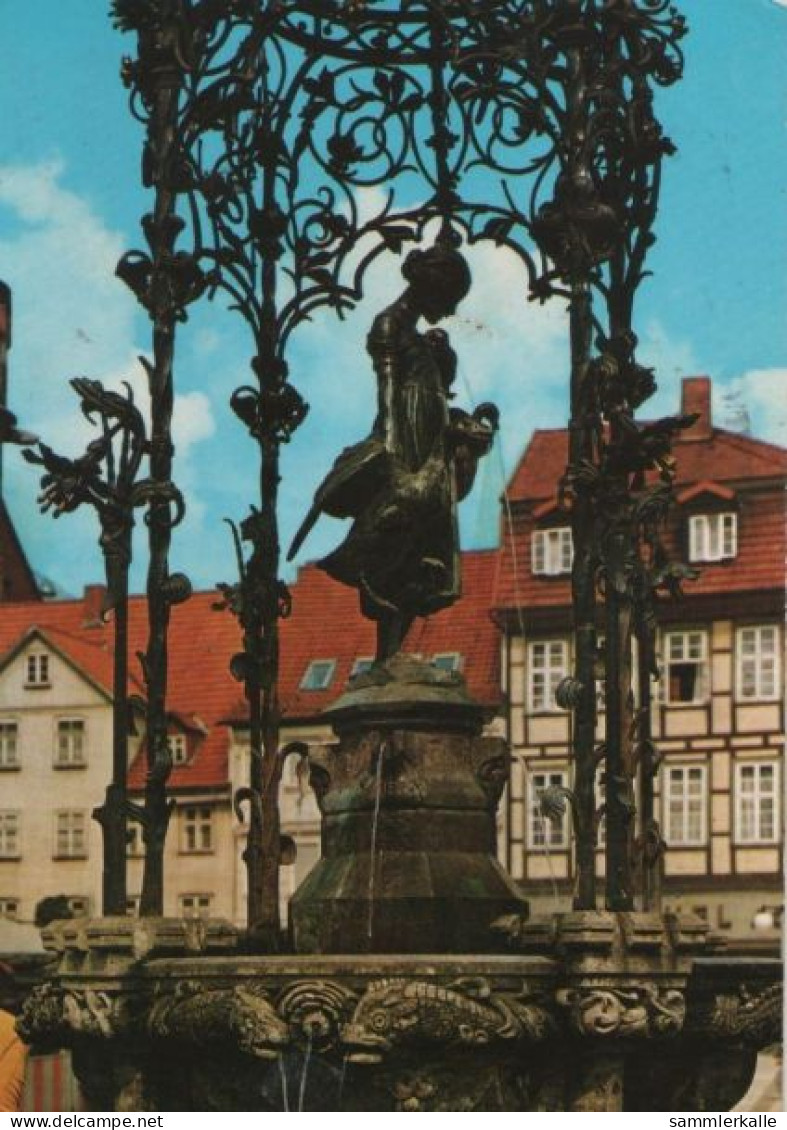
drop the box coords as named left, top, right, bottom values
left=289, top=239, right=498, bottom=661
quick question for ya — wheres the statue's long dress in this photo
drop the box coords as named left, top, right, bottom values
left=316, top=304, right=460, bottom=622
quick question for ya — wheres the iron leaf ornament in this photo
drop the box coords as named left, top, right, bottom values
left=106, top=0, right=691, bottom=926
left=23, top=378, right=148, bottom=616
left=22, top=376, right=165, bottom=915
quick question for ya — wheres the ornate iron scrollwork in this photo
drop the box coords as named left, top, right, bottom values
left=23, top=378, right=155, bottom=915
left=106, top=0, right=690, bottom=926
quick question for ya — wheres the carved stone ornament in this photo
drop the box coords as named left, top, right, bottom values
left=557, top=983, right=686, bottom=1038
left=471, top=739, right=512, bottom=812
left=17, top=984, right=66, bottom=1046
left=340, top=977, right=556, bottom=1063
left=147, top=979, right=289, bottom=1060
left=276, top=979, right=358, bottom=1049
left=694, top=983, right=783, bottom=1047
left=378, top=1061, right=529, bottom=1113
left=19, top=984, right=131, bottom=1046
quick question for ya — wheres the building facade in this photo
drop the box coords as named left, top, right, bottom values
left=0, top=554, right=500, bottom=928
left=0, top=589, right=238, bottom=924
left=0, top=377, right=782, bottom=937
left=494, top=377, right=786, bottom=934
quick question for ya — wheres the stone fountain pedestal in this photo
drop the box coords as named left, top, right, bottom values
left=290, top=655, right=527, bottom=953
left=17, top=661, right=782, bottom=1111
left=19, top=913, right=781, bottom=1111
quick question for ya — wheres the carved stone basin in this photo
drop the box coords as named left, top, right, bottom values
left=17, top=670, right=783, bottom=1113
left=290, top=655, right=528, bottom=954
left=19, top=914, right=782, bottom=1112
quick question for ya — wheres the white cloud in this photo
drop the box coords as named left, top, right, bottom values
left=118, top=356, right=217, bottom=457
left=0, top=160, right=218, bottom=591
left=635, top=318, right=701, bottom=418
left=5, top=163, right=745, bottom=595
left=0, top=159, right=136, bottom=432
left=172, top=390, right=216, bottom=450
left=722, top=368, right=787, bottom=444
left=638, top=318, right=699, bottom=380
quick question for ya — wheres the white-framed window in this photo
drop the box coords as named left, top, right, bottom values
left=595, top=636, right=644, bottom=713
left=736, top=626, right=780, bottom=702
left=0, top=722, right=19, bottom=769
left=735, top=762, right=779, bottom=844
left=688, top=512, right=737, bottom=563
left=595, top=776, right=606, bottom=847
left=0, top=812, right=20, bottom=859
left=300, top=660, right=336, bottom=691
left=25, top=652, right=50, bottom=687
left=350, top=657, right=374, bottom=680
left=179, top=893, right=213, bottom=919
left=527, top=769, right=569, bottom=849
left=528, top=640, right=569, bottom=713
left=168, top=734, right=189, bottom=765
left=663, top=765, right=707, bottom=846
left=664, top=630, right=708, bottom=704
left=66, top=896, right=91, bottom=918
left=532, top=527, right=573, bottom=576
left=431, top=652, right=462, bottom=673
left=181, top=806, right=214, bottom=853
left=126, top=824, right=143, bottom=857
left=54, top=811, right=87, bottom=859
left=55, top=719, right=86, bottom=767
left=0, top=898, right=19, bottom=920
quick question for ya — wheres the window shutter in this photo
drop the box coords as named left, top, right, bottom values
left=688, top=515, right=705, bottom=562
left=532, top=531, right=545, bottom=574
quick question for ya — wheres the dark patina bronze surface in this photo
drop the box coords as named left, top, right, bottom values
left=291, top=655, right=525, bottom=953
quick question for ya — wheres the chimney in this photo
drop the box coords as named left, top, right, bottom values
left=82, top=584, right=108, bottom=628
left=681, top=376, right=713, bottom=441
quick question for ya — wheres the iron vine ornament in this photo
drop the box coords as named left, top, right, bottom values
left=23, top=378, right=187, bottom=915
left=26, top=0, right=691, bottom=932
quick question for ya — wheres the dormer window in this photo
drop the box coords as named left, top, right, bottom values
left=688, top=512, right=737, bottom=563
left=26, top=653, right=50, bottom=687
left=350, top=657, right=374, bottom=680
left=300, top=660, right=336, bottom=691
left=168, top=734, right=189, bottom=766
left=532, top=528, right=573, bottom=576
left=431, top=653, right=462, bottom=673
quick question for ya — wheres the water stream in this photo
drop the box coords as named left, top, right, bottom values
left=298, top=1034, right=314, bottom=1112
left=278, top=1054, right=290, bottom=1112
left=367, top=740, right=385, bottom=941
left=337, top=1054, right=349, bottom=1109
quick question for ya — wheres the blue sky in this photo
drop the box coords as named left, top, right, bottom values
left=0, top=1, right=785, bottom=598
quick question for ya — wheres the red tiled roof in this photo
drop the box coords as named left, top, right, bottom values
left=0, top=592, right=239, bottom=792
left=0, top=603, right=119, bottom=697
left=496, top=418, right=787, bottom=614
left=273, top=549, right=501, bottom=721
left=676, top=481, right=736, bottom=505
left=505, top=425, right=787, bottom=505
left=0, top=550, right=502, bottom=791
